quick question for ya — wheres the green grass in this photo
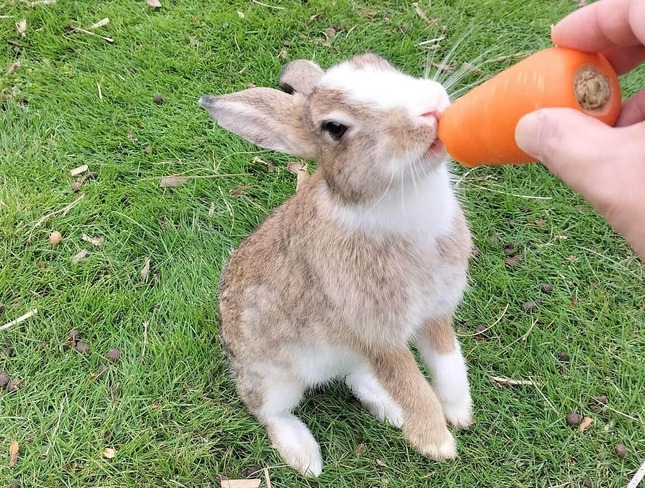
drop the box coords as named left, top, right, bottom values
left=1, top=0, right=643, bottom=486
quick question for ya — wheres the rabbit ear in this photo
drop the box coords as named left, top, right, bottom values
left=200, top=88, right=316, bottom=159
left=278, top=60, right=324, bottom=96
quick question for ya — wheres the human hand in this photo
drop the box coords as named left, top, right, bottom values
left=515, top=0, right=645, bottom=259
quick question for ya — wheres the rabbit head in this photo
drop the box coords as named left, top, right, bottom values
left=200, top=53, right=450, bottom=204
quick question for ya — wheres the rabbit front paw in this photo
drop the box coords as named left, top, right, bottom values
left=406, top=425, right=457, bottom=460
left=442, top=395, right=473, bottom=429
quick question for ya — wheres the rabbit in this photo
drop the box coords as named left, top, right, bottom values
left=199, top=53, right=474, bottom=477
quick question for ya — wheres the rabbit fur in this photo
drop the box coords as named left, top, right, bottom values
left=200, top=53, right=473, bottom=477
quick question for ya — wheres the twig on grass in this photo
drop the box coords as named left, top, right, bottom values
left=70, top=27, right=114, bottom=44
left=252, top=0, right=285, bottom=9
left=34, top=194, right=85, bottom=227
left=627, top=459, right=645, bottom=488
left=1, top=308, right=38, bottom=331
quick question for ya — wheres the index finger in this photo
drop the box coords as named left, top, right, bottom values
left=552, top=0, right=645, bottom=52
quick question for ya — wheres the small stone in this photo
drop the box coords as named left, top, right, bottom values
left=68, top=329, right=81, bottom=341
left=7, top=378, right=22, bottom=392
left=540, top=283, right=553, bottom=294
left=522, top=300, right=540, bottom=312
left=48, top=231, right=62, bottom=246
left=555, top=351, right=570, bottom=362
left=106, top=348, right=121, bottom=362
left=323, top=27, right=336, bottom=39
left=71, top=181, right=82, bottom=192
left=473, top=324, right=488, bottom=340
left=594, top=394, right=608, bottom=404
left=153, top=93, right=164, bottom=105
left=566, top=412, right=581, bottom=426
left=502, top=243, right=515, bottom=255
left=75, top=341, right=90, bottom=354
left=615, top=443, right=627, bottom=458
left=589, top=394, right=608, bottom=411
left=582, top=481, right=593, bottom=488
left=10, top=481, right=19, bottom=488
left=0, top=371, right=10, bottom=388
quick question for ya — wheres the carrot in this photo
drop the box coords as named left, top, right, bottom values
left=438, top=47, right=622, bottom=167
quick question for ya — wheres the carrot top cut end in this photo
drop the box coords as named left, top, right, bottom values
left=574, top=67, right=611, bottom=113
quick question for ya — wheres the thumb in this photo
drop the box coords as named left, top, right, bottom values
left=515, top=108, right=616, bottom=175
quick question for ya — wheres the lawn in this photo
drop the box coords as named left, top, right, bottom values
left=1, top=0, right=643, bottom=486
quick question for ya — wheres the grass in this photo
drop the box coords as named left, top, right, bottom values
left=1, top=0, right=643, bottom=486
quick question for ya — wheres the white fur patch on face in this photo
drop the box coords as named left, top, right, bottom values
left=320, top=62, right=450, bottom=117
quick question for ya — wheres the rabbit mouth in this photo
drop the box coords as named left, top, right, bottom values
left=425, top=138, right=445, bottom=158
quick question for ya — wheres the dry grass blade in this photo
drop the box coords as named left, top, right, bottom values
left=263, top=468, right=272, bottom=488
left=159, top=175, right=187, bottom=187
left=627, top=460, right=645, bottom=488
left=72, top=27, right=114, bottom=43
left=70, top=164, right=88, bottom=176
left=140, top=258, right=151, bottom=283
left=72, top=249, right=90, bottom=263
left=9, top=440, right=19, bottom=467
left=88, top=18, right=109, bottom=30
left=491, top=376, right=539, bottom=387
left=82, top=234, right=104, bottom=247
left=457, top=304, right=509, bottom=337
left=6, top=61, right=20, bottom=75
left=465, top=183, right=553, bottom=200
left=141, top=320, right=149, bottom=358
left=16, top=19, right=27, bottom=37
left=412, top=2, right=437, bottom=25
left=44, top=399, right=65, bottom=456
left=29, top=0, right=56, bottom=5
left=1, top=309, right=38, bottom=332
left=34, top=194, right=85, bottom=227
left=252, top=0, right=285, bottom=9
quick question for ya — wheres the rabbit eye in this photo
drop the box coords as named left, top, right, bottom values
left=322, top=121, right=348, bottom=141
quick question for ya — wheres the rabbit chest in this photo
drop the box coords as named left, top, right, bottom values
left=311, top=175, right=472, bottom=345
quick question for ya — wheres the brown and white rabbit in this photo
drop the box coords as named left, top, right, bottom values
left=200, top=53, right=473, bottom=477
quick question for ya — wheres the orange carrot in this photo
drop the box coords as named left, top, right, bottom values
left=438, top=47, right=622, bottom=167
